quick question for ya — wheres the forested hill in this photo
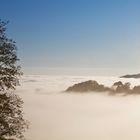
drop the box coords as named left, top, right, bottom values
left=120, top=73, right=140, bottom=78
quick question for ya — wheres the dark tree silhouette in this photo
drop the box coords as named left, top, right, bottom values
left=0, top=20, right=28, bottom=140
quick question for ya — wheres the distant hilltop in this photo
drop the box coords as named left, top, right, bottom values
left=66, top=80, right=140, bottom=94
left=120, top=73, right=140, bottom=78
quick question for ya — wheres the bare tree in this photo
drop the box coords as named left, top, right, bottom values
left=0, top=20, right=28, bottom=140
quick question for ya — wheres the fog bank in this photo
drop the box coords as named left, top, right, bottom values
left=16, top=75, right=140, bottom=140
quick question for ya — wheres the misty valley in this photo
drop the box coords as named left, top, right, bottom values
left=15, top=75, right=140, bottom=140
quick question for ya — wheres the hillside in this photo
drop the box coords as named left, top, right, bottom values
left=120, top=73, right=140, bottom=78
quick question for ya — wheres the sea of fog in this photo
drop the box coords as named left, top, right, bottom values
left=16, top=75, right=140, bottom=140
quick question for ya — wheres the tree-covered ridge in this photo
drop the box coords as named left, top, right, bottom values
left=120, top=73, right=140, bottom=78
left=66, top=80, right=140, bottom=94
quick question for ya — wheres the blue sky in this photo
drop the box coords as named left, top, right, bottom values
left=0, top=0, right=140, bottom=75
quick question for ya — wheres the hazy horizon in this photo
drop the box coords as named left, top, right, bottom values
left=22, top=67, right=140, bottom=77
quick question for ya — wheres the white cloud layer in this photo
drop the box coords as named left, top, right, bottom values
left=16, top=75, right=140, bottom=140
